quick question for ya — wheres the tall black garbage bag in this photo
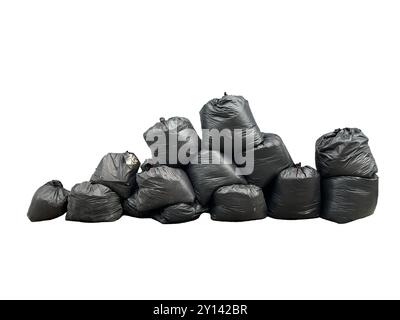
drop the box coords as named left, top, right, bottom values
left=186, top=150, right=247, bottom=206
left=315, top=128, right=378, bottom=178
left=200, top=94, right=263, bottom=155
left=266, top=164, right=321, bottom=220
left=143, top=117, right=200, bottom=166
left=211, top=184, right=267, bottom=222
left=123, top=192, right=159, bottom=218
left=136, top=166, right=195, bottom=211
left=27, top=180, right=69, bottom=222
left=152, top=202, right=207, bottom=224
left=321, top=175, right=379, bottom=224
left=90, top=151, right=141, bottom=199
left=66, top=182, right=122, bottom=222
left=244, top=133, right=293, bottom=188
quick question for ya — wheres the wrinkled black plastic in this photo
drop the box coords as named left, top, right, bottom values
left=140, top=158, right=161, bottom=172
left=200, top=94, right=263, bottom=153
left=321, top=175, right=378, bottom=224
left=91, top=151, right=140, bottom=199
left=152, top=202, right=207, bottom=224
left=136, top=166, right=195, bottom=211
left=123, top=192, right=158, bottom=218
left=143, top=117, right=200, bottom=166
left=315, top=128, right=378, bottom=178
left=27, top=180, right=69, bottom=222
left=186, top=150, right=247, bottom=206
left=266, top=165, right=321, bottom=219
left=211, top=184, right=267, bottom=222
left=66, top=182, right=122, bottom=223
left=244, top=133, right=293, bottom=188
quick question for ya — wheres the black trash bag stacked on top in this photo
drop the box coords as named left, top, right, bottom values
left=66, top=182, right=122, bottom=222
left=135, top=165, right=196, bottom=212
left=211, top=184, right=267, bottom=222
left=27, top=180, right=70, bottom=222
left=200, top=93, right=263, bottom=156
left=316, top=128, right=379, bottom=223
left=266, top=164, right=321, bottom=220
left=90, top=151, right=140, bottom=199
left=143, top=117, right=201, bottom=167
left=186, top=150, right=247, bottom=206
left=242, top=133, right=293, bottom=189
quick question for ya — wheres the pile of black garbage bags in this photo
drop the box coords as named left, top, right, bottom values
left=27, top=94, right=379, bottom=224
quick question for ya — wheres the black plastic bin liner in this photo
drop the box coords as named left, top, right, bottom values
left=211, top=184, right=267, bottom=222
left=27, top=180, right=69, bottom=222
left=200, top=94, right=263, bottom=153
left=315, top=128, right=378, bottom=178
left=244, top=133, right=293, bottom=188
left=152, top=202, right=207, bottom=224
left=266, top=164, right=321, bottom=219
left=90, top=151, right=140, bottom=199
left=143, top=117, right=200, bottom=166
left=321, top=175, right=379, bottom=224
left=136, top=166, right=195, bottom=211
left=66, top=182, right=122, bottom=222
left=123, top=192, right=159, bottom=218
left=186, top=150, right=247, bottom=206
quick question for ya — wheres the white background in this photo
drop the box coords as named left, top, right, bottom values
left=0, top=0, right=399, bottom=299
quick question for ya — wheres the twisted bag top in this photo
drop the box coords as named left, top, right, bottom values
left=200, top=94, right=263, bottom=146
left=315, top=128, right=378, bottom=178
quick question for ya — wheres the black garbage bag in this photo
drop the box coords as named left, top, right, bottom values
left=136, top=166, right=195, bottom=211
left=140, top=158, right=161, bottom=172
left=200, top=93, right=263, bottom=155
left=243, top=133, right=293, bottom=188
left=90, top=151, right=141, bottom=199
left=321, top=175, right=379, bottom=224
left=315, top=128, right=378, bottom=178
left=266, top=164, right=321, bottom=219
left=123, top=192, right=159, bottom=218
left=143, top=117, right=200, bottom=166
left=186, top=150, right=247, bottom=206
left=66, top=182, right=122, bottom=222
left=27, top=180, right=69, bottom=222
left=152, top=202, right=208, bottom=224
left=211, top=184, right=267, bottom=222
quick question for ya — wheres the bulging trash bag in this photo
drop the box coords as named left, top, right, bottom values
left=243, top=133, right=293, bottom=188
left=143, top=117, right=200, bottom=166
left=136, top=166, right=195, bottom=211
left=27, top=180, right=69, bottom=222
left=315, top=128, right=378, bottom=178
left=266, top=164, right=321, bottom=219
left=200, top=93, right=264, bottom=154
left=90, top=151, right=140, bottom=199
left=211, top=184, right=267, bottom=222
left=186, top=150, right=247, bottom=206
left=152, top=202, right=208, bottom=224
left=321, top=175, right=379, bottom=224
left=66, top=182, right=122, bottom=222
left=123, top=192, right=158, bottom=219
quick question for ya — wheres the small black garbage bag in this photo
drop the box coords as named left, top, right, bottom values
left=315, top=128, right=378, bottom=178
left=90, top=151, right=141, bottom=199
left=27, top=180, right=69, bottom=222
left=243, top=133, right=293, bottom=188
left=143, top=117, right=200, bottom=166
left=140, top=158, right=161, bottom=172
left=186, top=150, right=247, bottom=206
left=152, top=202, right=208, bottom=224
left=321, top=175, right=379, bottom=224
left=200, top=94, right=264, bottom=154
left=123, top=192, right=159, bottom=218
left=211, top=184, right=267, bottom=222
left=136, top=166, right=195, bottom=211
left=66, top=182, right=122, bottom=223
left=266, top=164, right=321, bottom=220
